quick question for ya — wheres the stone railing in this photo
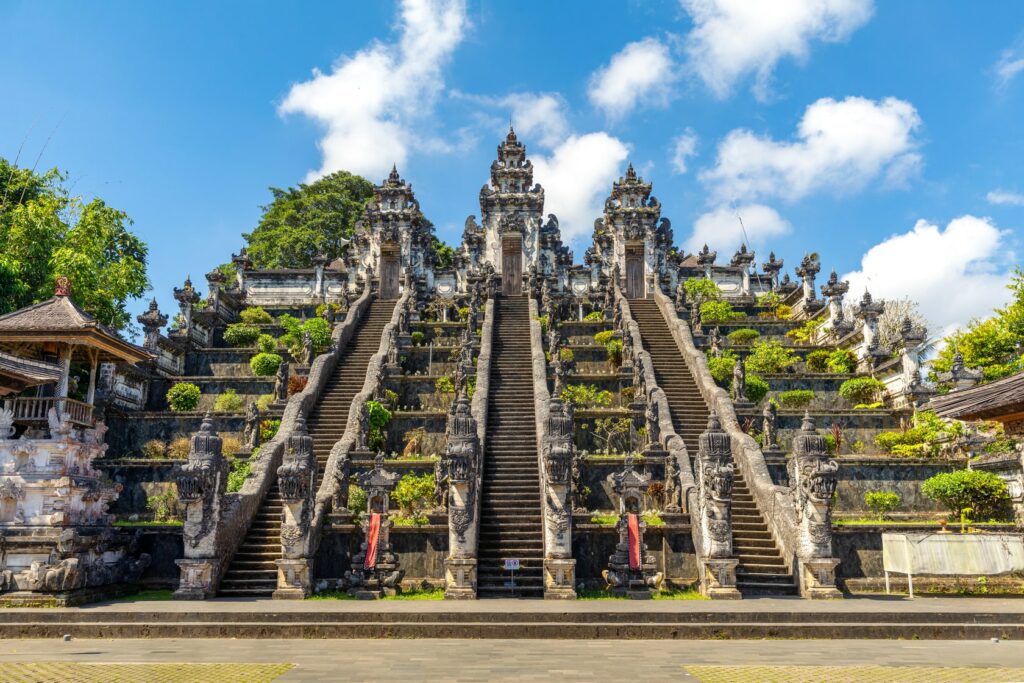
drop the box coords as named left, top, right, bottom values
left=615, top=288, right=735, bottom=597
left=529, top=295, right=576, bottom=598
left=174, top=286, right=373, bottom=599
left=444, top=296, right=495, bottom=598
left=271, top=288, right=412, bottom=597
left=652, top=288, right=841, bottom=598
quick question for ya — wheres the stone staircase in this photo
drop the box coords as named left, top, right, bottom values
left=628, top=298, right=796, bottom=597
left=477, top=295, right=545, bottom=598
left=217, top=299, right=394, bottom=597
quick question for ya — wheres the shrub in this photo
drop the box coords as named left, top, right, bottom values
left=775, top=304, right=793, bottom=320
left=226, top=459, right=251, bottom=493
left=559, top=347, right=575, bottom=363
left=707, top=354, right=736, bottom=386
left=146, top=489, right=180, bottom=523
left=392, top=473, right=436, bottom=517
left=561, top=384, right=613, bottom=408
left=746, top=340, right=798, bottom=374
left=824, top=433, right=837, bottom=454
left=806, top=350, right=831, bottom=373
left=777, top=389, right=815, bottom=409
left=256, top=394, right=274, bottom=411
left=278, top=315, right=331, bottom=357
left=684, top=277, right=722, bottom=306
left=348, top=484, right=368, bottom=514
left=921, top=469, right=1011, bottom=520
left=167, top=437, right=191, bottom=459
left=315, top=302, right=341, bottom=319
left=457, top=306, right=470, bottom=321
left=223, top=323, right=261, bottom=347
left=411, top=331, right=426, bottom=346
left=839, top=377, right=886, bottom=405
left=757, top=291, right=782, bottom=313
left=288, top=375, right=308, bottom=396
left=382, top=388, right=399, bottom=409
left=874, top=428, right=929, bottom=454
left=700, top=300, right=743, bottom=324
left=239, top=307, right=273, bottom=324
left=827, top=349, right=858, bottom=374
left=745, top=375, right=769, bottom=404
left=257, top=334, right=277, bottom=354
left=141, top=439, right=166, bottom=459
left=786, top=318, right=823, bottom=344
left=250, top=352, right=283, bottom=376
left=435, top=376, right=455, bottom=393
left=865, top=491, right=901, bottom=521
left=535, top=315, right=549, bottom=334
left=221, top=435, right=242, bottom=458
left=166, top=382, right=201, bottom=412
left=726, top=328, right=760, bottom=345
left=366, top=400, right=392, bottom=452
left=584, top=311, right=604, bottom=321
left=260, top=418, right=281, bottom=442
left=605, top=339, right=624, bottom=367
left=594, top=330, right=615, bottom=345
left=213, top=388, right=244, bottom=413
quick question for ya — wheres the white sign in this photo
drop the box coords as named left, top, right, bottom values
left=503, top=558, right=520, bottom=571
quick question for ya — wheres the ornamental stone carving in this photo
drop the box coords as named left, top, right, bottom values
left=603, top=456, right=662, bottom=598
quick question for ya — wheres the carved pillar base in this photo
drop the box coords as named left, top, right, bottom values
left=444, top=557, right=477, bottom=600
left=173, top=559, right=218, bottom=600
left=543, top=558, right=576, bottom=600
left=799, top=557, right=843, bottom=599
left=273, top=558, right=312, bottom=599
left=701, top=558, right=741, bottom=599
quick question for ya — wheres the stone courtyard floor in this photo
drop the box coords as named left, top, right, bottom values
left=0, top=638, right=1023, bottom=682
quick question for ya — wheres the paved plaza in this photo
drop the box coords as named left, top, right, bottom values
left=0, top=638, right=1023, bottom=682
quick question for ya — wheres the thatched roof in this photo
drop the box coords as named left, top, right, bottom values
left=0, top=292, right=150, bottom=364
left=0, top=351, right=62, bottom=396
left=927, top=371, right=1024, bottom=422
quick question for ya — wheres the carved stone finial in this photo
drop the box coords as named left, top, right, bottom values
left=54, top=275, right=71, bottom=297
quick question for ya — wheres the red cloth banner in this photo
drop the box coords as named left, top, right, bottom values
left=364, top=513, right=381, bottom=569
left=627, top=513, right=641, bottom=571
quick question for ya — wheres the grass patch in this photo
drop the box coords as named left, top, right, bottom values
left=589, top=513, right=617, bottom=526
left=833, top=518, right=1011, bottom=526
left=112, top=589, right=175, bottom=602
left=577, top=587, right=627, bottom=600
left=652, top=587, right=706, bottom=600
left=113, top=519, right=183, bottom=528
left=392, top=514, right=430, bottom=527
left=385, top=587, right=444, bottom=600
left=307, top=590, right=358, bottom=601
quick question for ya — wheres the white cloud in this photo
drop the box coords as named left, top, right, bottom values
left=995, top=43, right=1024, bottom=89
left=681, top=0, right=874, bottom=100
left=685, top=204, right=791, bottom=254
left=451, top=91, right=570, bottom=150
left=987, top=190, right=1024, bottom=206
left=588, top=38, right=677, bottom=119
left=700, top=96, right=921, bottom=203
left=532, top=133, right=631, bottom=245
left=279, top=0, right=468, bottom=181
left=843, top=215, right=1014, bottom=335
left=670, top=128, right=699, bottom=174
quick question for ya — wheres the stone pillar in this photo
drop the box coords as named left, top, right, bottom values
left=762, top=252, right=784, bottom=292
left=312, top=253, right=329, bottom=299
left=443, top=397, right=480, bottom=599
left=794, top=254, right=822, bottom=317
left=205, top=269, right=226, bottom=314
left=852, top=291, right=886, bottom=371
left=274, top=416, right=318, bottom=599
left=174, top=413, right=229, bottom=599
left=695, top=413, right=740, bottom=599
left=899, top=316, right=926, bottom=396
left=731, top=246, right=755, bottom=298
left=697, top=244, right=716, bottom=281
left=232, top=249, right=251, bottom=292
left=137, top=299, right=168, bottom=352
left=173, top=276, right=200, bottom=338
left=541, top=397, right=576, bottom=599
left=788, top=413, right=842, bottom=599
left=820, top=270, right=852, bottom=338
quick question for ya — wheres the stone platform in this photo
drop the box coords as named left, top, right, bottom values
left=1, top=596, right=1023, bottom=640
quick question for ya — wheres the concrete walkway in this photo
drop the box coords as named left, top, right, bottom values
left=2, top=594, right=1022, bottom=614
left=0, top=638, right=1022, bottom=682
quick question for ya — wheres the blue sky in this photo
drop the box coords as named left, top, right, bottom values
left=2, top=0, right=1023, bottom=336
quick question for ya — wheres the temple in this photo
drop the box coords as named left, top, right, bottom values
left=0, top=131, right=1019, bottom=606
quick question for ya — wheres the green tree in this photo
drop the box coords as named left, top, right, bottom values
left=931, top=268, right=1024, bottom=384
left=0, top=159, right=149, bottom=331
left=242, top=171, right=374, bottom=268
left=432, top=236, right=455, bottom=270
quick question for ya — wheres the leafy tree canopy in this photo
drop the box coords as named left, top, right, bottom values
left=931, top=268, right=1024, bottom=384
left=243, top=171, right=374, bottom=269
left=0, top=158, right=149, bottom=331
